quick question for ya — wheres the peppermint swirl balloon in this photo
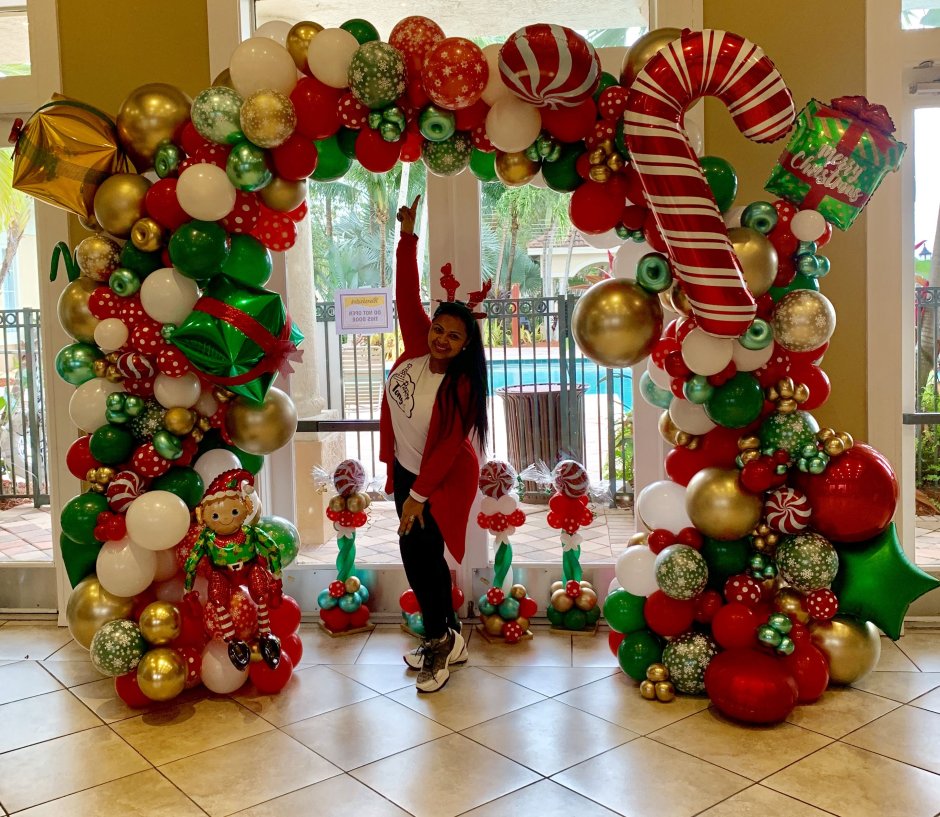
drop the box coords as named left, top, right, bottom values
left=333, top=458, right=366, bottom=497
left=553, top=459, right=589, bottom=498
left=765, top=486, right=811, bottom=534
left=107, top=470, right=146, bottom=513
left=479, top=460, right=516, bottom=498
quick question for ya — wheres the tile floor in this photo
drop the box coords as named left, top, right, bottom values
left=1, top=619, right=940, bottom=816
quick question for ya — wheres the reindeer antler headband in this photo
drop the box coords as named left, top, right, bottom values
left=438, top=263, right=491, bottom=320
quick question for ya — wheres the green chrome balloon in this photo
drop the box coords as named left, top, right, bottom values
left=109, top=267, right=140, bottom=297
left=313, top=135, right=353, bottom=181
left=795, top=252, right=820, bottom=277
left=699, top=155, right=738, bottom=213
left=154, top=143, right=183, bottom=179
left=683, top=374, right=714, bottom=405
left=541, top=143, right=585, bottom=193
left=226, top=140, right=272, bottom=191
left=151, top=430, right=183, bottom=460
left=168, top=220, right=231, bottom=280
left=55, top=343, right=102, bottom=386
left=152, top=466, right=205, bottom=509
left=418, top=105, right=456, bottom=142
left=740, top=318, right=774, bottom=350
left=89, top=425, right=135, bottom=465
left=639, top=371, right=673, bottom=409
left=741, top=200, right=778, bottom=235
left=635, top=252, right=672, bottom=293
left=221, top=234, right=273, bottom=287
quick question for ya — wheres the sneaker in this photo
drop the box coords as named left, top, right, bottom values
left=404, top=629, right=468, bottom=670
left=416, top=629, right=466, bottom=693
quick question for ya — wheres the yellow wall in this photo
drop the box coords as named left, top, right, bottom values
left=703, top=0, right=868, bottom=440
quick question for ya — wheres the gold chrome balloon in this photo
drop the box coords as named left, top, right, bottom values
left=620, top=27, right=683, bottom=87
left=729, top=227, right=777, bottom=297
left=686, top=467, right=764, bottom=540
left=138, top=602, right=182, bottom=645
left=646, top=662, right=669, bottom=683
left=550, top=588, right=574, bottom=613
left=344, top=576, right=361, bottom=594
left=654, top=681, right=676, bottom=702
left=224, top=387, right=298, bottom=455
left=240, top=89, right=297, bottom=149
left=93, top=173, right=151, bottom=238
left=494, top=150, right=539, bottom=187
left=66, top=575, right=134, bottom=649
left=510, top=583, right=528, bottom=600
left=116, top=83, right=192, bottom=172
left=58, top=277, right=100, bottom=343
left=212, top=68, right=235, bottom=89
left=773, top=290, right=836, bottom=352
left=345, top=493, right=366, bottom=513
left=328, top=496, right=347, bottom=513
left=164, top=407, right=196, bottom=436
left=550, top=580, right=565, bottom=593
left=571, top=279, right=663, bottom=368
left=287, top=21, right=324, bottom=73
left=516, top=616, right=530, bottom=632
left=659, top=279, right=693, bottom=317
left=809, top=615, right=881, bottom=685
left=259, top=177, right=306, bottom=212
left=628, top=531, right=648, bottom=547
left=131, top=217, right=167, bottom=253
left=483, top=614, right=506, bottom=636
left=639, top=679, right=657, bottom=699
left=658, top=411, right=681, bottom=446
left=75, top=235, right=121, bottom=282
left=136, top=648, right=186, bottom=701
left=574, top=588, right=597, bottom=610
left=773, top=587, right=810, bottom=624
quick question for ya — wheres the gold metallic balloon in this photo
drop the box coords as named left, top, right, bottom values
left=685, top=467, right=764, bottom=540
left=346, top=493, right=366, bottom=513
left=212, top=68, right=235, bottom=89
left=329, top=496, right=346, bottom=513
left=75, top=235, right=121, bottom=282
left=658, top=411, right=681, bottom=446
left=131, top=217, right=167, bottom=253
left=494, top=150, right=540, bottom=187
left=628, top=532, right=649, bottom=547
left=510, top=583, right=527, bottom=600
left=516, top=616, right=530, bottom=632
left=57, top=277, right=100, bottom=343
left=551, top=588, right=574, bottom=613
left=575, top=588, right=598, bottom=610
left=224, top=387, right=298, bottom=455
left=259, top=177, right=306, bottom=212
left=729, top=227, right=777, bottom=298
left=550, top=580, right=564, bottom=593
left=241, top=90, right=297, bottom=149
left=138, top=602, right=182, bottom=645
left=136, top=647, right=186, bottom=701
left=639, top=679, right=656, bottom=699
left=773, top=587, right=810, bottom=625
left=646, top=662, right=669, bottom=683
left=345, top=576, right=361, bottom=594
left=66, top=575, right=134, bottom=649
left=809, top=615, right=882, bottom=685
left=571, top=279, right=663, bottom=368
left=659, top=279, right=693, bottom=316
left=93, top=173, right=151, bottom=238
left=287, top=21, right=324, bottom=73
left=483, top=614, right=506, bottom=636
left=116, top=83, right=192, bottom=172
left=164, top=407, right=196, bottom=436
left=620, top=28, right=683, bottom=87
left=654, top=681, right=676, bottom=702
left=773, top=290, right=836, bottom=352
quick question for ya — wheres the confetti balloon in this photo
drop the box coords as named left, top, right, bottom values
left=348, top=41, right=408, bottom=109
left=191, top=86, right=245, bottom=145
left=422, top=132, right=473, bottom=176
left=758, top=410, right=819, bottom=458
left=240, top=89, right=297, bottom=149
left=90, top=619, right=148, bottom=677
left=775, top=531, right=839, bottom=593
left=772, top=290, right=836, bottom=352
left=389, top=16, right=445, bottom=76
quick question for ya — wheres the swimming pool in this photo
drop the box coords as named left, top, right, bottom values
left=486, top=356, right=633, bottom=406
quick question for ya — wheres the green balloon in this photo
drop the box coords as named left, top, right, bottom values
left=226, top=140, right=272, bottom=191
left=741, top=200, right=778, bottom=235
left=340, top=17, right=380, bottom=44
left=221, top=234, right=273, bottom=287
left=155, top=143, right=182, bottom=178
left=776, top=532, right=838, bottom=592
left=256, top=515, right=301, bottom=568
left=704, top=372, right=764, bottom=428
left=89, top=425, right=135, bottom=465
left=656, top=545, right=709, bottom=600
left=639, top=371, right=673, bottom=409
left=90, top=619, right=147, bottom=677
left=635, top=252, right=672, bottom=293
left=55, top=343, right=102, bottom=386
left=662, top=632, right=718, bottom=694
left=168, top=220, right=231, bottom=280
left=701, top=537, right=750, bottom=588
left=683, top=375, right=714, bottom=405
left=759, top=410, right=819, bottom=458
left=313, top=136, right=353, bottom=181
left=563, top=608, right=588, bottom=631
left=60, top=531, right=101, bottom=587
left=336, top=127, right=358, bottom=159
left=119, top=242, right=162, bottom=276
left=469, top=149, right=497, bottom=182
left=419, top=105, right=457, bottom=142
left=769, top=271, right=820, bottom=301
left=347, top=41, right=407, bottom=108
left=151, top=430, right=183, bottom=460
left=109, top=267, right=140, bottom=297
left=593, top=71, right=619, bottom=102
left=191, top=86, right=244, bottom=145
left=585, top=604, right=602, bottom=624
left=617, top=629, right=663, bottom=681
left=541, top=143, right=585, bottom=192
left=546, top=604, right=564, bottom=626
left=422, top=132, right=473, bottom=177
left=153, top=466, right=205, bottom=510
left=603, top=588, right=647, bottom=634
left=700, top=155, right=738, bottom=213
left=61, top=492, right=110, bottom=546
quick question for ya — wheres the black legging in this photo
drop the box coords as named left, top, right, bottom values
left=394, top=460, right=458, bottom=640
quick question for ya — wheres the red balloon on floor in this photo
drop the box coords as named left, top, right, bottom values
left=269, top=594, right=302, bottom=637
left=704, top=649, right=798, bottom=724
left=115, top=671, right=153, bottom=708
left=608, top=629, right=625, bottom=657
left=281, top=632, right=304, bottom=666
left=249, top=652, right=294, bottom=694
left=781, top=641, right=830, bottom=703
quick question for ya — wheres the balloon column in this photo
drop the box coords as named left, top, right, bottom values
left=316, top=459, right=375, bottom=634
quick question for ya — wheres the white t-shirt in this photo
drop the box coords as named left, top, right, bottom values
left=386, top=354, right=444, bottom=478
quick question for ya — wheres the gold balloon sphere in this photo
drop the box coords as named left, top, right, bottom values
left=809, top=615, right=882, bottom=685
left=328, top=496, right=347, bottom=513
left=550, top=580, right=565, bottom=593
left=659, top=279, right=693, bottom=316
left=346, top=493, right=366, bottom=513
left=510, top=583, right=527, bottom=600
left=136, top=648, right=187, bottom=701
left=571, top=279, right=663, bottom=368
left=646, top=663, right=669, bottom=683
left=579, top=580, right=594, bottom=589
left=686, top=467, right=764, bottom=540
left=66, top=575, right=134, bottom=648
left=57, top=276, right=100, bottom=343
left=729, top=227, right=777, bottom=298
left=287, top=21, right=324, bottom=73
left=483, top=614, right=506, bottom=636
left=79, top=213, right=100, bottom=232
left=773, top=290, right=837, bottom=352
left=116, top=83, right=192, bottom=172
left=574, top=588, right=598, bottom=610
left=551, top=588, right=574, bottom=613
left=164, top=407, right=196, bottom=436
left=75, top=235, right=121, bottom=282
left=259, top=176, right=307, bottom=212
left=628, top=532, right=649, bottom=547
left=773, top=587, right=810, bottom=624
left=241, top=89, right=297, bottom=149
left=344, top=576, right=361, bottom=594
left=639, top=679, right=657, bottom=699
left=138, top=602, right=182, bottom=645
left=224, top=387, right=298, bottom=455
left=658, top=411, right=681, bottom=446
left=212, top=68, right=235, bottom=89
left=93, top=173, right=151, bottom=238
left=494, top=150, right=540, bottom=187
left=131, top=217, right=167, bottom=253
left=516, top=616, right=530, bottom=632
left=654, top=681, right=676, bottom=702
left=620, top=27, right=683, bottom=87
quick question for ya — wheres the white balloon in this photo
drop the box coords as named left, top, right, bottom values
left=307, top=28, right=359, bottom=89
left=140, top=268, right=200, bottom=325
left=723, top=205, right=745, bottom=230
left=176, top=163, right=236, bottom=222
left=192, top=574, right=209, bottom=602
left=597, top=46, right=627, bottom=78
left=254, top=20, right=292, bottom=45
left=613, top=242, right=643, bottom=280
left=529, top=170, right=548, bottom=189
left=495, top=494, right=518, bottom=515
left=500, top=568, right=514, bottom=596
left=154, top=372, right=202, bottom=409
left=669, top=398, right=717, bottom=435
left=636, top=479, right=693, bottom=532
left=607, top=576, right=622, bottom=596
left=683, top=119, right=704, bottom=157
left=69, top=378, right=124, bottom=433
left=194, top=449, right=241, bottom=487
left=154, top=575, right=185, bottom=603
left=480, top=496, right=498, bottom=515
left=580, top=229, right=623, bottom=250
left=230, top=37, right=298, bottom=96
left=96, top=537, right=157, bottom=597
left=791, top=208, right=827, bottom=242
left=153, top=547, right=180, bottom=582
left=201, top=638, right=249, bottom=693
left=481, top=43, right=513, bottom=106
left=93, top=318, right=128, bottom=353
left=615, top=546, right=658, bottom=597
left=647, top=358, right=672, bottom=390
left=681, top=327, right=734, bottom=376
left=732, top=340, right=775, bottom=372
left=485, top=96, right=542, bottom=153
left=194, top=388, right=220, bottom=418
left=126, top=491, right=192, bottom=551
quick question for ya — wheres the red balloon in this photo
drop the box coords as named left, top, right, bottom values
left=693, top=589, right=723, bottom=623
left=781, top=642, right=829, bottom=703
left=176, top=645, right=203, bottom=688
left=422, top=37, right=488, bottom=110
left=355, top=127, right=402, bottom=173
left=115, top=671, right=153, bottom=707
left=399, top=588, right=420, bottom=615
left=66, top=436, right=100, bottom=480
left=281, top=632, right=303, bottom=666
left=271, top=135, right=318, bottom=180
left=644, top=590, right=695, bottom=638
left=400, top=126, right=425, bottom=163
left=608, top=629, right=625, bottom=656
left=390, top=16, right=445, bottom=77
left=540, top=99, right=598, bottom=144
left=621, top=204, right=646, bottom=231
left=452, top=586, right=466, bottom=611
left=569, top=181, right=625, bottom=234
left=705, top=649, right=798, bottom=724
left=791, top=363, right=830, bottom=411
left=711, top=602, right=758, bottom=649
left=349, top=605, right=371, bottom=629
left=179, top=121, right=212, bottom=157
left=144, top=179, right=190, bottom=232
left=647, top=529, right=675, bottom=554
left=642, top=210, right=668, bottom=253
left=130, top=587, right=158, bottom=621
left=793, top=443, right=898, bottom=543
left=269, top=594, right=301, bottom=637
left=455, top=99, right=489, bottom=131
left=290, top=77, right=343, bottom=140
left=518, top=596, right=537, bottom=618
left=249, top=651, right=294, bottom=694
left=220, top=190, right=262, bottom=235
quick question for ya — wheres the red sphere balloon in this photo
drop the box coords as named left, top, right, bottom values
left=349, top=605, right=371, bottom=629
left=355, top=127, right=403, bottom=173
left=66, top=435, right=101, bottom=480
left=400, top=588, right=420, bottom=615
left=711, top=602, right=758, bottom=650
left=608, top=629, right=625, bottom=656
left=400, top=126, right=425, bottom=163
left=518, top=596, right=537, bottom=618
left=390, top=16, right=445, bottom=77
left=144, top=179, right=190, bottom=232
left=643, top=590, right=695, bottom=638
left=455, top=99, right=490, bottom=131
left=452, top=586, right=466, bottom=611
left=290, top=77, right=343, bottom=140
left=320, top=606, right=350, bottom=632
left=271, top=135, right=318, bottom=181
left=781, top=642, right=829, bottom=703
left=422, top=37, right=488, bottom=110
left=569, top=181, right=625, bottom=234
left=705, top=649, right=798, bottom=724
left=269, top=594, right=302, bottom=637
left=793, top=443, right=898, bottom=543
left=693, top=588, right=723, bottom=623
left=249, top=651, right=293, bottom=694
left=540, top=98, right=598, bottom=144
left=281, top=632, right=303, bottom=666
left=114, top=671, right=153, bottom=708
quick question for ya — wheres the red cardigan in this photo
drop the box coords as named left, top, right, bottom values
left=379, top=233, right=479, bottom=563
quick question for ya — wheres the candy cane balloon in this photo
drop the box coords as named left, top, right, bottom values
left=624, top=29, right=795, bottom=338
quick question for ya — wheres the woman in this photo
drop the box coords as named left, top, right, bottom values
left=378, top=195, right=488, bottom=693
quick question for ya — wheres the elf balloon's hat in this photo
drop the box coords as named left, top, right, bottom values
left=202, top=469, right=262, bottom=523
left=438, top=263, right=491, bottom=320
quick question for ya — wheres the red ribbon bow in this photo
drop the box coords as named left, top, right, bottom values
left=830, top=96, right=896, bottom=136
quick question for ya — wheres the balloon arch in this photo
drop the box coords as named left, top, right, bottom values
left=16, top=17, right=936, bottom=721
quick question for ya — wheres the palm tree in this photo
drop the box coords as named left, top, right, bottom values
left=0, top=150, right=31, bottom=291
